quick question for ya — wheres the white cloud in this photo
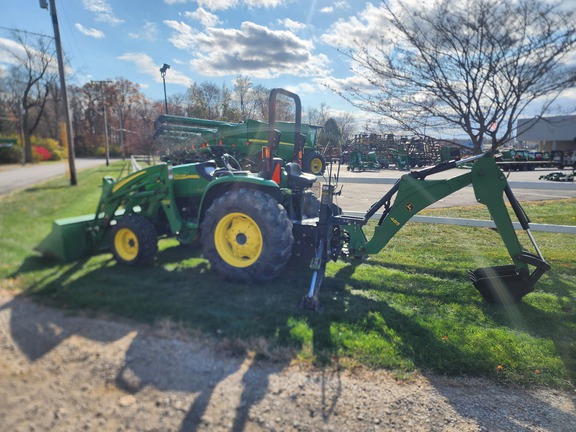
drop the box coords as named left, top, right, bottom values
left=196, top=0, right=238, bottom=10
left=0, top=37, right=62, bottom=75
left=320, top=1, right=348, bottom=14
left=318, top=75, right=375, bottom=93
left=75, top=23, right=105, bottom=39
left=278, top=18, right=305, bottom=32
left=82, top=0, right=124, bottom=25
left=165, top=20, right=331, bottom=79
left=244, top=0, right=284, bottom=7
left=164, top=20, right=197, bottom=50
left=0, top=37, right=28, bottom=65
left=194, top=0, right=284, bottom=11
left=118, top=52, right=194, bottom=87
left=322, top=3, right=390, bottom=47
left=128, top=21, right=159, bottom=41
left=184, top=8, right=221, bottom=28
left=164, top=0, right=189, bottom=4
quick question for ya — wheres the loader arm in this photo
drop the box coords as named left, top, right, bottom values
left=302, top=152, right=550, bottom=309
left=90, top=164, right=181, bottom=249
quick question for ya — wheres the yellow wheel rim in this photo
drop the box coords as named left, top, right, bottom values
left=311, top=157, right=323, bottom=174
left=214, top=212, right=262, bottom=268
left=114, top=228, right=139, bottom=262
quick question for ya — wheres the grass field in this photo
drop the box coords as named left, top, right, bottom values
left=1, top=161, right=574, bottom=389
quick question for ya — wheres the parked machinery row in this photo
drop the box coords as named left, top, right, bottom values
left=341, top=133, right=464, bottom=171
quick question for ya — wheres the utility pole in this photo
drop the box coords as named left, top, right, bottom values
left=92, top=80, right=111, bottom=166
left=40, top=0, right=77, bottom=185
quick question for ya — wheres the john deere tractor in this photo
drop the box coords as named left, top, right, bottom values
left=37, top=89, right=550, bottom=308
left=37, top=89, right=318, bottom=282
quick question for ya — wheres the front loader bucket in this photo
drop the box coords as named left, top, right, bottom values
left=35, top=214, right=97, bottom=262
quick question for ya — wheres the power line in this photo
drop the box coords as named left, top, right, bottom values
left=0, top=25, right=54, bottom=40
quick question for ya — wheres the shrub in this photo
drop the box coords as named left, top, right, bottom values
left=31, top=136, right=66, bottom=161
left=0, top=145, right=22, bottom=164
left=33, top=145, right=52, bottom=161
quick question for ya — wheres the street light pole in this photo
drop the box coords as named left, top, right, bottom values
left=159, top=63, right=170, bottom=115
left=41, top=0, right=77, bottom=185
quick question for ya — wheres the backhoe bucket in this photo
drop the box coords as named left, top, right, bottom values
left=469, top=250, right=551, bottom=304
left=468, top=266, right=535, bottom=304
left=35, top=214, right=96, bottom=262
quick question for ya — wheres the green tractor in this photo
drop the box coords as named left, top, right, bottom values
left=154, top=112, right=326, bottom=175
left=37, top=89, right=550, bottom=310
left=37, top=89, right=319, bottom=281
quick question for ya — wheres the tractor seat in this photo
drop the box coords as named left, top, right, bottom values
left=285, top=162, right=316, bottom=189
left=196, top=160, right=219, bottom=180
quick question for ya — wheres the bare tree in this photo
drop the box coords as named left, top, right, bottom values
left=219, top=83, right=240, bottom=121
left=252, top=85, right=271, bottom=121
left=167, top=92, right=188, bottom=116
left=186, top=82, right=223, bottom=119
left=234, top=75, right=255, bottom=121
left=109, top=78, right=144, bottom=158
left=5, top=32, right=57, bottom=162
left=335, top=112, right=356, bottom=147
left=306, top=102, right=330, bottom=126
left=130, top=97, right=161, bottom=155
left=335, top=0, right=576, bottom=153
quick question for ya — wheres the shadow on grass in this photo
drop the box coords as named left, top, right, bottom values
left=5, top=244, right=575, bottom=430
left=23, top=185, right=71, bottom=193
left=483, top=269, right=576, bottom=385
left=8, top=245, right=309, bottom=430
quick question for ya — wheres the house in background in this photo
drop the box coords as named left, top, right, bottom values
left=516, top=115, right=576, bottom=152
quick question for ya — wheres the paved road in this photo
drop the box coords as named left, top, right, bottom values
left=329, top=164, right=576, bottom=210
left=1, top=158, right=574, bottom=212
left=0, top=159, right=108, bottom=196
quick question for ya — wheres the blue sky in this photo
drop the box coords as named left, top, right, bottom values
left=1, top=0, right=575, bottom=126
left=0, top=0, right=375, bottom=116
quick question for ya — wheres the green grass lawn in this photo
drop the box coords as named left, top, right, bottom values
left=1, top=162, right=574, bottom=389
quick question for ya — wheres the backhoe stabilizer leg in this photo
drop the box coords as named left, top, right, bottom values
left=300, top=239, right=325, bottom=312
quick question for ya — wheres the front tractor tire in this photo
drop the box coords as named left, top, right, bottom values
left=201, top=189, right=294, bottom=282
left=110, top=214, right=158, bottom=266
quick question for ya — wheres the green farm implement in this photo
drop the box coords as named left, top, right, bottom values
left=347, top=150, right=381, bottom=172
left=154, top=113, right=326, bottom=175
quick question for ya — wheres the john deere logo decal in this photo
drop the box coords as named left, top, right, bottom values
left=405, top=202, right=414, bottom=212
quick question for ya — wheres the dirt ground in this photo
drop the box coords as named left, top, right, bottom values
left=0, top=289, right=574, bottom=432
left=1, top=161, right=574, bottom=431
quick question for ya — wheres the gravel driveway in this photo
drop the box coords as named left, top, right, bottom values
left=1, top=289, right=574, bottom=432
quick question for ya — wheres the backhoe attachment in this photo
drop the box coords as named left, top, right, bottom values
left=302, top=152, right=550, bottom=310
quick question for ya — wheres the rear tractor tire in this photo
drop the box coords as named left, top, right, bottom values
left=110, top=214, right=158, bottom=266
left=200, top=189, right=293, bottom=282
left=303, top=150, right=326, bottom=175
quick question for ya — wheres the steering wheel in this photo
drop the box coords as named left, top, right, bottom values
left=221, top=153, right=242, bottom=171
